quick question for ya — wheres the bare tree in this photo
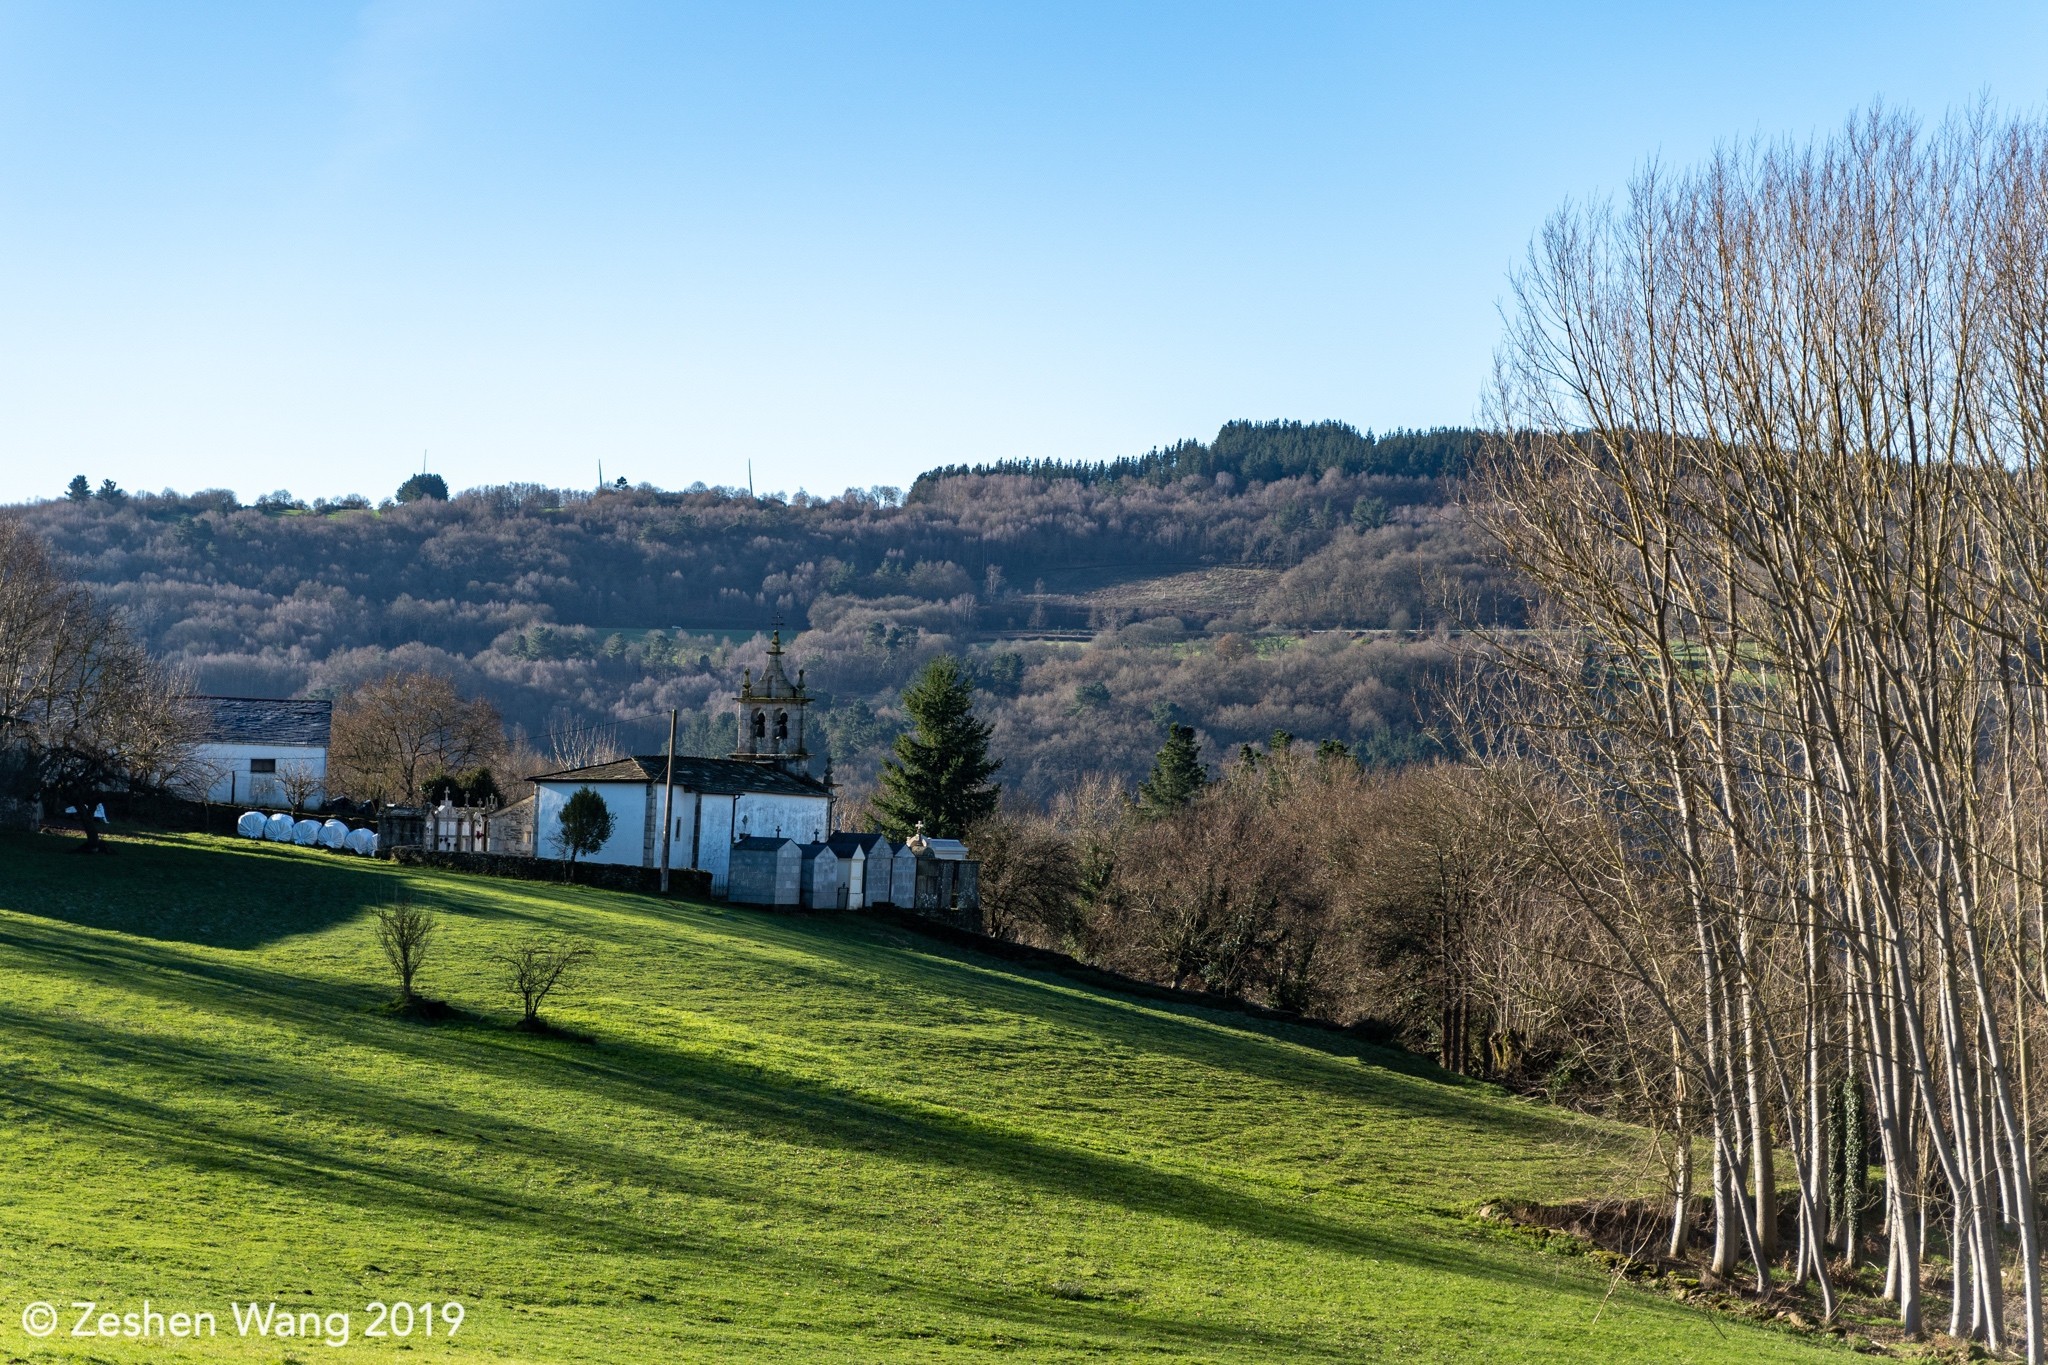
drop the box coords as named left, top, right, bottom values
left=0, top=518, right=202, bottom=848
left=328, top=672, right=503, bottom=806
left=373, top=895, right=436, bottom=1006
left=501, top=940, right=594, bottom=1031
left=276, top=760, right=323, bottom=814
left=967, top=811, right=1081, bottom=944
left=543, top=715, right=626, bottom=773
left=1473, top=106, right=2048, bottom=1351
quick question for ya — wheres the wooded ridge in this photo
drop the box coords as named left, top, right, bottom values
left=9, top=421, right=1512, bottom=800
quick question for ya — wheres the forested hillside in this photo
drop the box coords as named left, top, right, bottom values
left=16, top=422, right=1518, bottom=801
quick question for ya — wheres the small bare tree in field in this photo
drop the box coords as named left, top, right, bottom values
left=277, top=760, right=323, bottom=813
left=501, top=940, right=593, bottom=1031
left=373, top=895, right=436, bottom=1006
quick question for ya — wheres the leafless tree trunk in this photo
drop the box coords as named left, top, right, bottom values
left=1474, top=107, right=2048, bottom=1352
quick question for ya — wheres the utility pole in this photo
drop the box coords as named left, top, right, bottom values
left=659, top=707, right=678, bottom=894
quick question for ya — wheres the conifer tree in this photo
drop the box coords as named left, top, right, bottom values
left=556, top=786, right=615, bottom=865
left=873, top=656, right=1000, bottom=839
left=1138, top=723, right=1207, bottom=816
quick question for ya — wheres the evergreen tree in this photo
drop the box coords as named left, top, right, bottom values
left=396, top=472, right=449, bottom=503
left=64, top=474, right=90, bottom=502
left=1138, top=724, right=1207, bottom=816
left=556, top=786, right=615, bottom=865
left=461, top=766, right=502, bottom=807
left=873, top=656, right=1000, bottom=839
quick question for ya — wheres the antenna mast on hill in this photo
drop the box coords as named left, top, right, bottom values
left=747, top=459, right=754, bottom=497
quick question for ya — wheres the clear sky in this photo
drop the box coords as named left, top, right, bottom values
left=1, top=2, right=2044, bottom=506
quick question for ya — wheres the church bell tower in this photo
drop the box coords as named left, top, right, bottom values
left=733, top=629, right=813, bottom=778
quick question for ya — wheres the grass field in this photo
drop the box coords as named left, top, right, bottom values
left=0, top=830, right=1843, bottom=1362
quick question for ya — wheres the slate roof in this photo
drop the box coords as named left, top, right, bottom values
left=828, top=831, right=886, bottom=857
left=192, top=696, right=332, bottom=747
left=527, top=755, right=829, bottom=797
left=733, top=835, right=798, bottom=852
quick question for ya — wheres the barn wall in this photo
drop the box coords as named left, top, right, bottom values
left=187, top=743, right=329, bottom=806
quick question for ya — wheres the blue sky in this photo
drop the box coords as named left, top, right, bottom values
left=2, top=2, right=2044, bottom=505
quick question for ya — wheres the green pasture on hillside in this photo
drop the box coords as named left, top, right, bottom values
left=0, top=831, right=1840, bottom=1362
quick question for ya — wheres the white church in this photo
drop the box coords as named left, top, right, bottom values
left=528, top=631, right=833, bottom=894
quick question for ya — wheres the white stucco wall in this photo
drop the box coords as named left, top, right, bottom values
left=185, top=743, right=328, bottom=806
left=533, top=779, right=828, bottom=891
left=733, top=793, right=828, bottom=846
left=534, top=780, right=652, bottom=867
left=696, top=794, right=738, bottom=892
left=655, top=790, right=700, bottom=870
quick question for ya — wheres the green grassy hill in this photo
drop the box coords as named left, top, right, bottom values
left=0, top=831, right=1837, bottom=1363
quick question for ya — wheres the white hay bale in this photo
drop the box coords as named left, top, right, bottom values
left=319, top=819, right=349, bottom=849
left=264, top=812, right=295, bottom=842
left=235, top=810, right=267, bottom=839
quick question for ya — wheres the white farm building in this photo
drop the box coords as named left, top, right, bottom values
left=182, top=696, right=332, bottom=807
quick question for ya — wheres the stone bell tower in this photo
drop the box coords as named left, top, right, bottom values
left=733, top=629, right=813, bottom=778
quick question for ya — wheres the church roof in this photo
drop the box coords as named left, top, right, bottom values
left=527, top=754, right=828, bottom=797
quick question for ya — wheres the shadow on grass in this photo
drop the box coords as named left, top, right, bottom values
left=6, top=1064, right=1373, bottom=1361
left=0, top=867, right=1745, bottom=1358
left=0, top=829, right=1595, bottom=1154
left=0, top=829, right=399, bottom=949
left=593, top=892, right=1585, bottom=1145
left=0, top=933, right=1589, bottom=1306
left=0, top=1001, right=1614, bottom=1341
